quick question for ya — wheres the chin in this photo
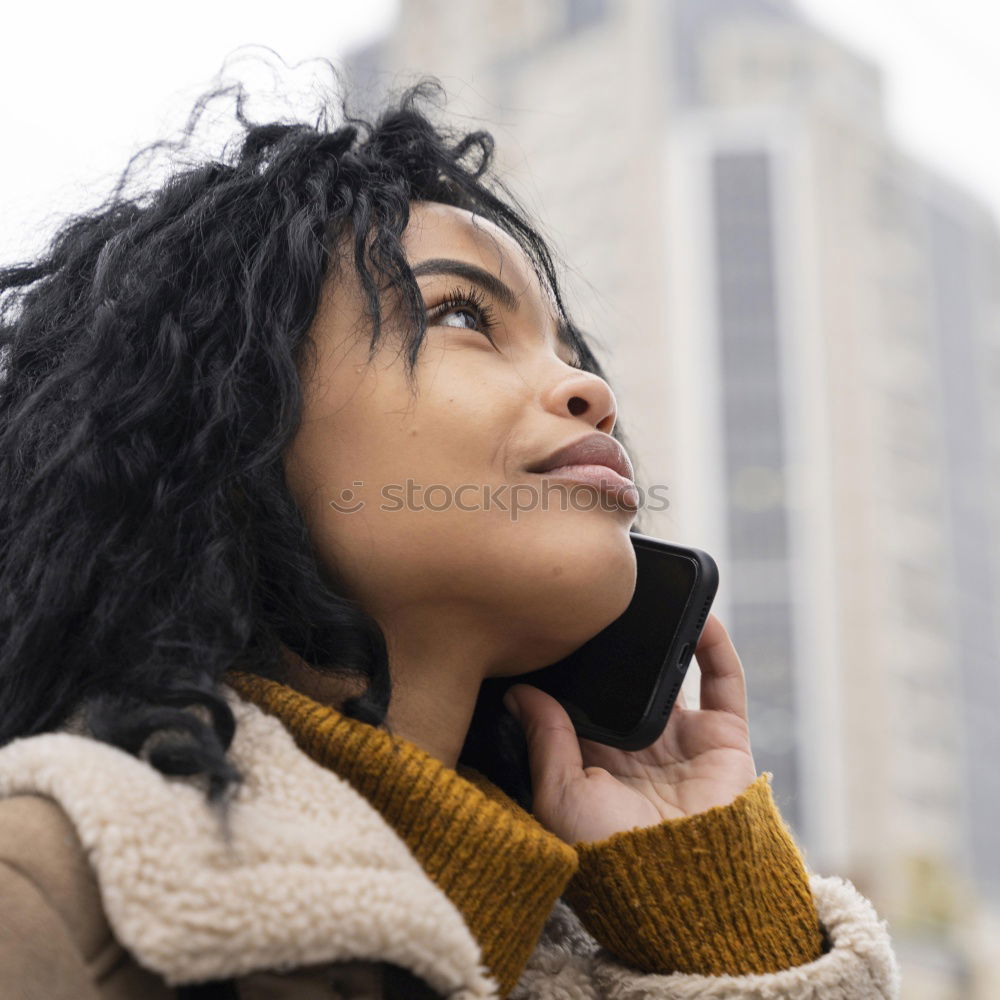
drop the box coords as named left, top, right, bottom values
left=509, top=515, right=638, bottom=662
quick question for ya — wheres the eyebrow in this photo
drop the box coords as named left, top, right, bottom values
left=410, top=257, right=577, bottom=353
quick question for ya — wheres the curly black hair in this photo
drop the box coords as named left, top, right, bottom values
left=0, top=57, right=643, bottom=813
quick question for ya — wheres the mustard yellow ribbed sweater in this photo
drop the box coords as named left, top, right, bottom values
left=226, top=672, right=824, bottom=997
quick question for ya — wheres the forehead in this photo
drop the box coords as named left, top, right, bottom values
left=403, top=201, right=544, bottom=299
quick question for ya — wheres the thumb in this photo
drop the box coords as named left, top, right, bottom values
left=502, top=684, right=584, bottom=797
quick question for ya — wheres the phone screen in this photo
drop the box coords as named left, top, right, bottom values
left=507, top=533, right=717, bottom=749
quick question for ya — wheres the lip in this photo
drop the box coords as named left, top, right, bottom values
left=526, top=432, right=638, bottom=510
left=533, top=464, right=640, bottom=510
left=526, top=431, right=635, bottom=483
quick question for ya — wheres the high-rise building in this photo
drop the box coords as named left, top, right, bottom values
left=344, top=3, right=1000, bottom=994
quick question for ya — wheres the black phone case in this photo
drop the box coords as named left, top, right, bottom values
left=604, top=534, right=719, bottom=750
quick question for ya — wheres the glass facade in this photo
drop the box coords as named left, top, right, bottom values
left=711, top=149, right=800, bottom=829
left=928, top=199, right=1000, bottom=901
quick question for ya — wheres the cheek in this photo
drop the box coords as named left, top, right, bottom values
left=354, top=375, right=521, bottom=543
left=381, top=346, right=525, bottom=487
left=285, top=356, right=526, bottom=600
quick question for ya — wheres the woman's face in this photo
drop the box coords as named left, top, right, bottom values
left=285, top=201, right=637, bottom=680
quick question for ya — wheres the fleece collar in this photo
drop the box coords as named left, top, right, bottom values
left=0, top=687, right=499, bottom=997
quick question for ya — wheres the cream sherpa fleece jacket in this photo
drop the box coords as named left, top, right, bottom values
left=0, top=686, right=901, bottom=998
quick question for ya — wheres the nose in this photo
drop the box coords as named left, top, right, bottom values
left=539, top=368, right=618, bottom=434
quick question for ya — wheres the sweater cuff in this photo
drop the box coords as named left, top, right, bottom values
left=560, top=772, right=826, bottom=976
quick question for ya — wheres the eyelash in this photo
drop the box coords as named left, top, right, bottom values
left=426, top=283, right=586, bottom=370
left=428, top=284, right=499, bottom=338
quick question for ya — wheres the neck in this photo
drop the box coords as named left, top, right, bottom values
left=279, top=613, right=500, bottom=770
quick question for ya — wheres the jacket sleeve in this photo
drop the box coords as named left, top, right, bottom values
left=0, top=796, right=103, bottom=1000
left=511, top=774, right=900, bottom=999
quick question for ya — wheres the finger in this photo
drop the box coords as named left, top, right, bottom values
left=695, top=613, right=748, bottom=722
left=503, top=684, right=584, bottom=795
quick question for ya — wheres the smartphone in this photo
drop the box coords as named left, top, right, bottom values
left=505, top=531, right=718, bottom=751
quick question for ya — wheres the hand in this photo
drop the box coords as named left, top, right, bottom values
left=502, top=613, right=758, bottom=845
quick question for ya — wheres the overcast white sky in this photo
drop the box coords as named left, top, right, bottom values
left=1, top=0, right=997, bottom=267
left=796, top=0, right=1000, bottom=220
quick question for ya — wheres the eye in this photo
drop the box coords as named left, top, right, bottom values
left=426, top=285, right=587, bottom=369
left=426, top=285, right=499, bottom=339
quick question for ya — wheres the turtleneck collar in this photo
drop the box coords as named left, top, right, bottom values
left=225, top=671, right=579, bottom=998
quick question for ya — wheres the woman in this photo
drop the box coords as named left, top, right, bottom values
left=0, top=71, right=899, bottom=999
